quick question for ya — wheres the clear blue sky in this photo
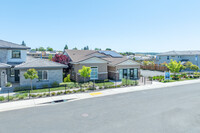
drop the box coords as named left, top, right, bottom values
left=1, top=0, right=200, bottom=52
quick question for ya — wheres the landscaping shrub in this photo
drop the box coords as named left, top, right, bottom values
left=18, top=95, right=25, bottom=100
left=42, top=84, right=49, bottom=88
left=6, top=82, right=12, bottom=87
left=64, top=74, right=71, bottom=82
left=148, top=77, right=153, bottom=81
left=51, top=81, right=59, bottom=87
left=57, top=92, right=61, bottom=95
left=116, top=85, right=122, bottom=88
left=99, top=86, right=103, bottom=89
left=0, top=96, right=5, bottom=101
left=30, top=94, right=37, bottom=98
left=37, top=94, right=43, bottom=97
left=6, top=96, right=14, bottom=101
left=46, top=93, right=50, bottom=97
left=51, top=92, right=56, bottom=96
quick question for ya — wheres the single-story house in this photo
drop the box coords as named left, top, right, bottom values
left=64, top=50, right=140, bottom=82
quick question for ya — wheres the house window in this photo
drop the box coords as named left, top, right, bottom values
left=38, top=70, right=48, bottom=80
left=159, top=56, right=161, bottom=60
left=90, top=67, right=98, bottom=80
left=167, top=56, right=169, bottom=60
left=12, top=50, right=21, bottom=58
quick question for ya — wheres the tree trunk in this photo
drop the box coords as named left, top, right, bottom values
left=31, top=80, right=33, bottom=91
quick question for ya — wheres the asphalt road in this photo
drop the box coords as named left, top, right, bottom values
left=1, top=83, right=200, bottom=133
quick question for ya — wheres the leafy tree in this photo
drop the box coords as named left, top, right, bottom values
left=83, top=46, right=89, bottom=50
left=106, top=48, right=111, bottom=51
left=24, top=69, right=38, bottom=90
left=36, top=48, right=39, bottom=51
left=161, top=62, right=168, bottom=66
left=78, top=66, right=91, bottom=83
left=165, top=59, right=183, bottom=75
left=184, top=61, right=193, bottom=69
left=95, top=48, right=101, bottom=51
left=38, top=47, right=46, bottom=51
left=47, top=47, right=53, bottom=51
left=73, top=47, right=78, bottom=50
left=64, top=44, right=68, bottom=50
left=52, top=54, right=70, bottom=65
left=143, top=61, right=149, bottom=66
left=48, top=54, right=53, bottom=61
left=21, top=41, right=26, bottom=46
left=191, top=65, right=199, bottom=72
left=31, top=49, right=36, bottom=51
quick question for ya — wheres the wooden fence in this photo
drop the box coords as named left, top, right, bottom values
left=141, top=64, right=169, bottom=72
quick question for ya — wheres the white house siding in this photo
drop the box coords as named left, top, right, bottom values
left=7, top=50, right=27, bottom=63
left=19, top=68, right=63, bottom=88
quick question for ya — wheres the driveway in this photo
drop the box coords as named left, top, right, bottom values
left=141, top=69, right=164, bottom=77
left=1, top=82, right=200, bottom=133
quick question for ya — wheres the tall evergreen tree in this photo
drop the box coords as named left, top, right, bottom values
left=64, top=44, right=68, bottom=50
left=21, top=41, right=26, bottom=46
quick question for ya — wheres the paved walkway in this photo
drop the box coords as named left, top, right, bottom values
left=0, top=79, right=200, bottom=112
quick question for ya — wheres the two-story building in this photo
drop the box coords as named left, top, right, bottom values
left=0, top=40, right=67, bottom=88
left=156, top=50, right=200, bottom=68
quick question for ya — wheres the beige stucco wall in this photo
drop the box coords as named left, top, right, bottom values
left=70, top=63, right=108, bottom=82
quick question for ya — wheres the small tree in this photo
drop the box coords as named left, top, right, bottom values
left=24, top=69, right=38, bottom=90
left=52, top=54, right=70, bottom=65
left=78, top=66, right=91, bottom=83
left=73, top=47, right=78, bottom=50
left=191, top=65, right=199, bottom=72
left=47, top=47, right=53, bottom=51
left=48, top=54, right=53, bottom=61
left=165, top=59, right=183, bottom=76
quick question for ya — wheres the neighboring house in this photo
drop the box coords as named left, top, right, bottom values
left=156, top=50, right=200, bottom=67
left=64, top=50, right=140, bottom=82
left=27, top=51, right=61, bottom=59
left=0, top=40, right=67, bottom=88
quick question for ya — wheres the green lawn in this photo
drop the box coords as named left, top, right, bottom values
left=95, top=82, right=114, bottom=87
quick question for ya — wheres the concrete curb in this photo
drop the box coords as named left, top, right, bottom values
left=0, top=79, right=200, bottom=112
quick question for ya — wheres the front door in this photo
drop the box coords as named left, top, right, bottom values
left=15, top=70, right=20, bottom=82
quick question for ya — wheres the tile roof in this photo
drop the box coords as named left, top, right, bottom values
left=0, top=40, right=30, bottom=49
left=157, top=50, right=200, bottom=56
left=0, top=63, right=11, bottom=68
left=15, top=56, right=68, bottom=69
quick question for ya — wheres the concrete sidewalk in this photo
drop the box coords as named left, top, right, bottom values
left=1, top=79, right=200, bottom=112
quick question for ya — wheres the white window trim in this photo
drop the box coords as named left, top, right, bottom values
left=90, top=66, right=98, bottom=80
left=38, top=70, right=49, bottom=81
